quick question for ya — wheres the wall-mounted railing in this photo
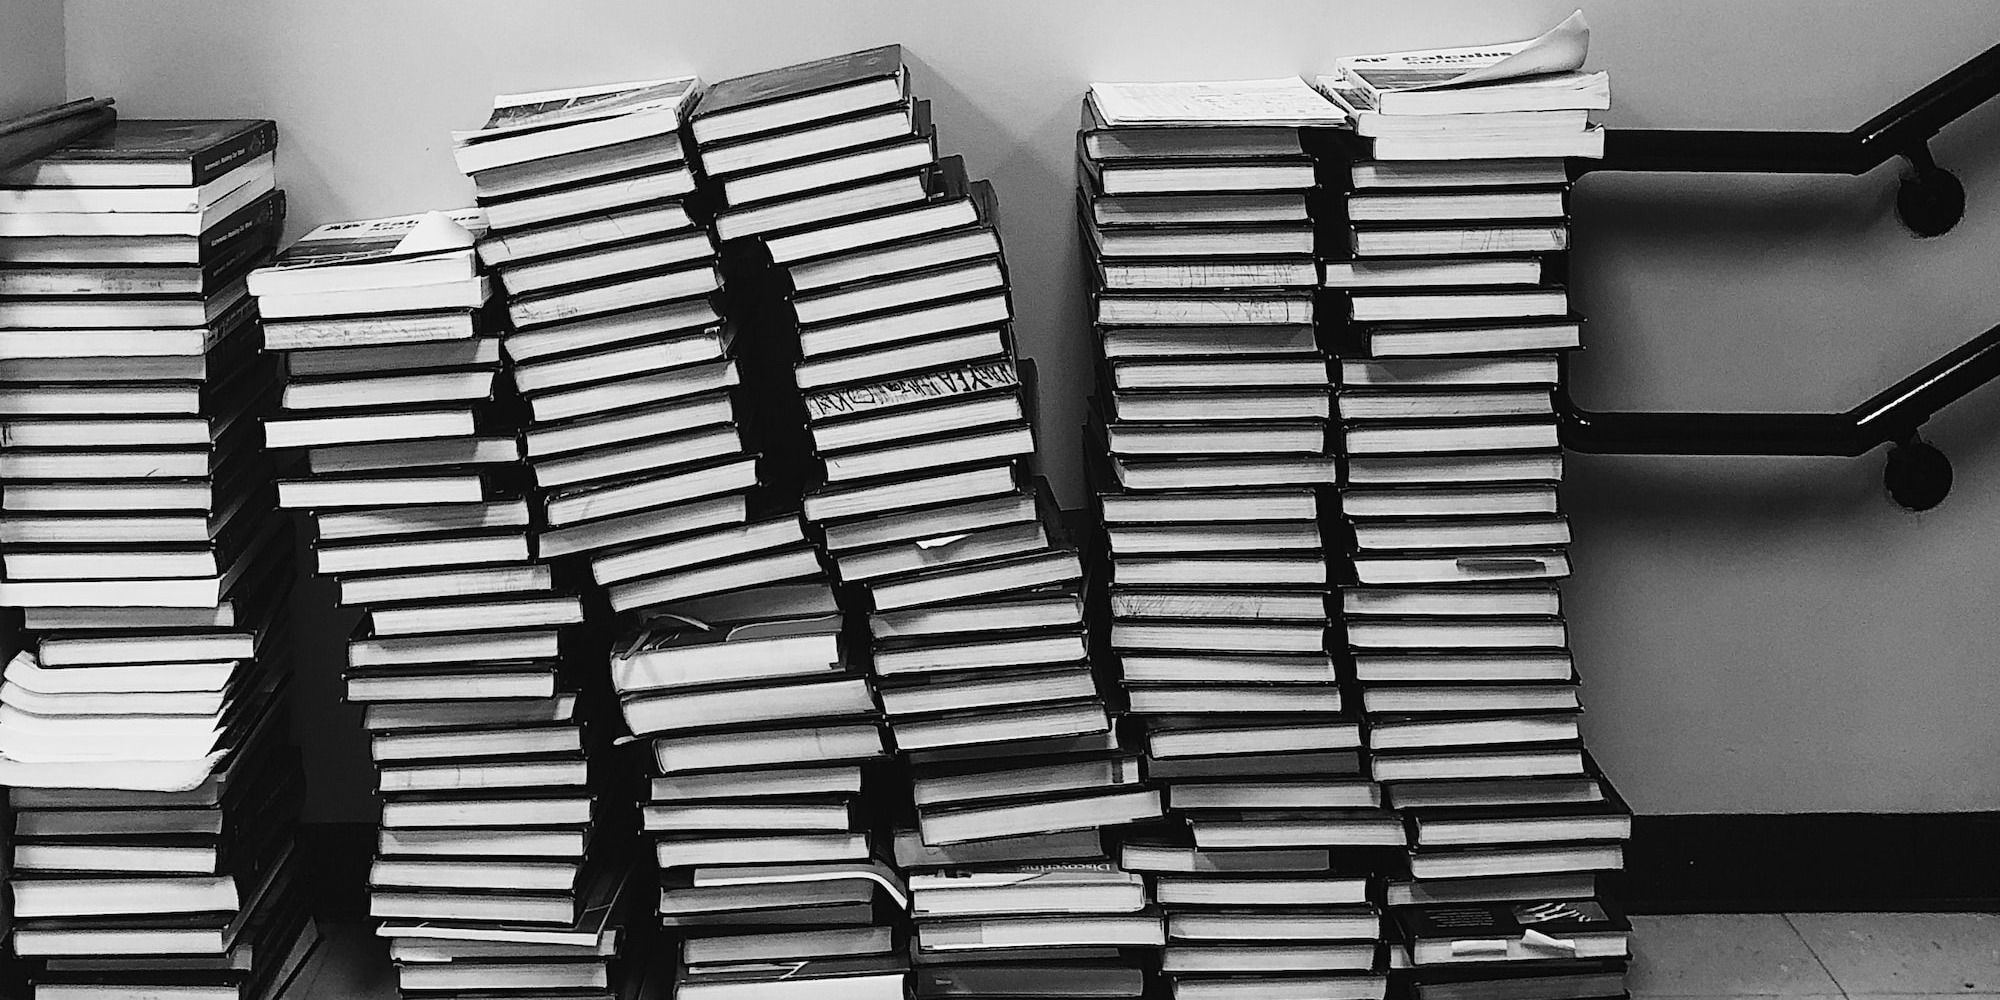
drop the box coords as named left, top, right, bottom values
left=1571, top=41, right=2000, bottom=236
left=1556, top=325, right=2000, bottom=509
left=1561, top=41, right=2000, bottom=508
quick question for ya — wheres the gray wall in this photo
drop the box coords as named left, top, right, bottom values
left=1, top=0, right=62, bottom=118
left=2, top=0, right=65, bottom=668
left=56, top=0, right=2000, bottom=819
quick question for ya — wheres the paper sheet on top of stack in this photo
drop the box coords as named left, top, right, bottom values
left=1314, top=12, right=1609, bottom=159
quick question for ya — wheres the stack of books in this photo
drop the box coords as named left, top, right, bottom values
left=247, top=211, right=620, bottom=992
left=451, top=77, right=790, bottom=619
left=1315, top=13, right=1607, bottom=163
left=1311, top=18, right=1635, bottom=997
left=690, top=45, right=1165, bottom=993
left=0, top=118, right=319, bottom=1000
left=901, top=854, right=1160, bottom=1000
left=612, top=610, right=909, bottom=996
left=454, top=77, right=904, bottom=988
left=1076, top=80, right=1393, bottom=1000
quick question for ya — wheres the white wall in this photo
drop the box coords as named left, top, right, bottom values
left=61, top=0, right=2000, bottom=819
left=1, top=0, right=62, bottom=118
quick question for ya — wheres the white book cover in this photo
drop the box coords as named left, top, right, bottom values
left=1088, top=78, right=1346, bottom=127
left=455, top=77, right=702, bottom=143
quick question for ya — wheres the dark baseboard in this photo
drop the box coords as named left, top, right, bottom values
left=300, top=812, right=2000, bottom=918
left=1622, top=813, right=2000, bottom=913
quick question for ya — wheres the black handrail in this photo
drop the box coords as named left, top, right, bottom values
left=1556, top=40, right=2000, bottom=508
left=1555, top=322, right=2000, bottom=508
left=1572, top=40, right=2000, bottom=235
left=1557, top=323, right=2000, bottom=455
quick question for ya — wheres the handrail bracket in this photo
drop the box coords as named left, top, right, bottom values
left=1897, top=141, right=1966, bottom=238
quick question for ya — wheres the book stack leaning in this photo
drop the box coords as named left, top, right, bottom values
left=451, top=74, right=908, bottom=997
left=247, top=210, right=624, bottom=998
left=0, top=118, right=320, bottom=1000
left=691, top=44, right=1168, bottom=999
left=1313, top=24, right=1635, bottom=998
left=453, top=77, right=763, bottom=612
left=1075, top=79, right=1397, bottom=1000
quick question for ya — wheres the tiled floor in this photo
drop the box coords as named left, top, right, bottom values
left=292, top=914, right=2000, bottom=999
left=1631, top=913, right=2000, bottom=998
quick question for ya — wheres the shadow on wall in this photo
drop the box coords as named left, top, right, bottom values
left=903, top=52, right=1099, bottom=507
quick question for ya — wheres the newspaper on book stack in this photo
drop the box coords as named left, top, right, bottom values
left=1312, top=15, right=1635, bottom=998
left=1316, top=11, right=1609, bottom=159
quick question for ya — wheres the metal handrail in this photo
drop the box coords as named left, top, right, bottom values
left=1555, top=41, right=2000, bottom=507
left=1555, top=323, right=2000, bottom=508
left=1572, top=40, right=2000, bottom=235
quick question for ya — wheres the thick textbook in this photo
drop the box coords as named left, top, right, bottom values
left=692, top=44, right=908, bottom=145
left=0, top=119, right=277, bottom=187
left=0, top=152, right=271, bottom=215
left=453, top=76, right=702, bottom=174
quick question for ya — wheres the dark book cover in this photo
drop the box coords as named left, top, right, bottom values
left=914, top=961, right=1144, bottom=997
left=1144, top=748, right=1362, bottom=781
left=695, top=46, right=905, bottom=120
left=1406, top=789, right=1630, bottom=843
left=1396, top=897, right=1630, bottom=942
left=33, top=119, right=277, bottom=185
left=12, top=750, right=304, bottom=864
left=1408, top=958, right=1628, bottom=1000
left=195, top=189, right=288, bottom=264
left=0, top=218, right=290, bottom=295
left=33, top=897, right=314, bottom=991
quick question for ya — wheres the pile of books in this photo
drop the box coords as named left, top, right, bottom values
left=691, top=45, right=1165, bottom=994
left=1076, top=79, right=1395, bottom=999
left=1316, top=11, right=1607, bottom=161
left=453, top=75, right=908, bottom=990
left=451, top=77, right=785, bottom=617
left=0, top=118, right=320, bottom=1000
left=611, top=609, right=909, bottom=997
left=248, top=210, right=621, bottom=995
left=1312, top=19, right=1636, bottom=997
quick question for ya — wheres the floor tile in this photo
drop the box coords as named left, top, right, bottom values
left=1789, top=912, right=2000, bottom=995
left=1628, top=914, right=1841, bottom=996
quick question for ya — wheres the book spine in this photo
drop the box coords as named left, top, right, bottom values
left=192, top=121, right=278, bottom=186
left=200, top=190, right=287, bottom=259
